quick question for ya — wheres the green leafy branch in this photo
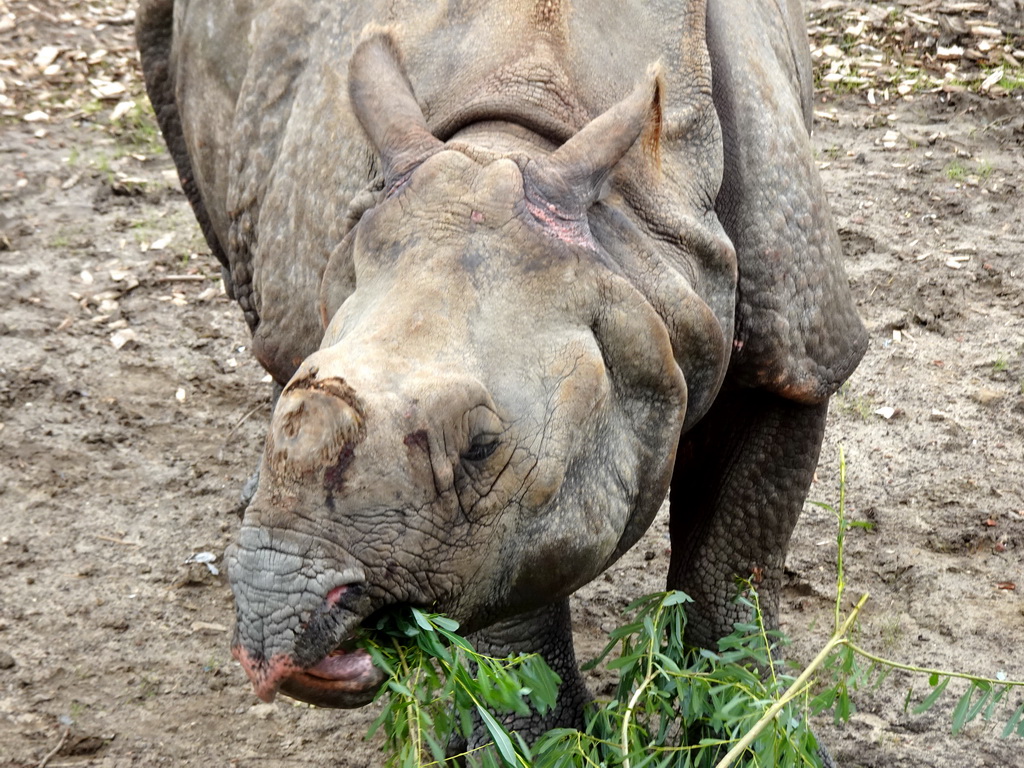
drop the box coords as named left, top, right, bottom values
left=554, top=589, right=831, bottom=768
left=808, top=448, right=1024, bottom=742
left=361, top=608, right=559, bottom=768
left=361, top=447, right=1024, bottom=768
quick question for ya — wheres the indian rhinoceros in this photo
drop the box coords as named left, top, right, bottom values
left=138, top=0, right=866, bottom=743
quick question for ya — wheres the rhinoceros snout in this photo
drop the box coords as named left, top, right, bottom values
left=227, top=528, right=380, bottom=706
left=231, top=357, right=516, bottom=705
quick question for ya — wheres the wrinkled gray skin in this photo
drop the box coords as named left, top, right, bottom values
left=138, top=0, right=866, bottom=749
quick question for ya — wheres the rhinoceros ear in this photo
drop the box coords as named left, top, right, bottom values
left=348, top=34, right=442, bottom=187
left=527, top=67, right=663, bottom=217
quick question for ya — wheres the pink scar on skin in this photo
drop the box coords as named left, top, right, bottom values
left=524, top=198, right=596, bottom=251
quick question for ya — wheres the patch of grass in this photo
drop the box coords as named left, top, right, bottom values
left=835, top=382, right=874, bottom=421
left=945, top=159, right=968, bottom=182
left=86, top=151, right=117, bottom=185
left=112, top=96, right=165, bottom=156
left=137, top=675, right=159, bottom=700
left=991, top=68, right=1024, bottom=93
left=976, top=160, right=994, bottom=180
left=839, top=32, right=859, bottom=55
left=69, top=700, right=87, bottom=721
left=945, top=68, right=1024, bottom=96
left=81, top=98, right=105, bottom=117
left=824, top=76, right=863, bottom=95
left=203, top=654, right=226, bottom=673
left=878, top=616, right=904, bottom=654
left=992, top=357, right=1009, bottom=373
left=128, top=216, right=165, bottom=245
left=889, top=66, right=934, bottom=96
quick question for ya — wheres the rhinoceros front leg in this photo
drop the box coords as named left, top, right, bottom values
left=667, top=388, right=829, bottom=650
left=668, top=390, right=840, bottom=768
left=454, top=599, right=588, bottom=752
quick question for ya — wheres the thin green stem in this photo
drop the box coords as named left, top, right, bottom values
left=844, top=642, right=1024, bottom=688
left=621, top=670, right=658, bottom=768
left=750, top=587, right=778, bottom=687
left=425, top=743, right=490, bottom=767
left=713, top=592, right=870, bottom=768
left=834, top=446, right=847, bottom=634
left=621, top=602, right=664, bottom=768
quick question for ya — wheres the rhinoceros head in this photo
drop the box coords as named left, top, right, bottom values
left=228, top=35, right=688, bottom=707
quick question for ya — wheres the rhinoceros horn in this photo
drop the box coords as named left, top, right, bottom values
left=348, top=32, right=663, bottom=213
left=526, top=68, right=662, bottom=219
left=265, top=374, right=365, bottom=484
left=348, top=34, right=443, bottom=187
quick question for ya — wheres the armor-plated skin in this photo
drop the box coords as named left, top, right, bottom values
left=138, top=0, right=866, bottom=742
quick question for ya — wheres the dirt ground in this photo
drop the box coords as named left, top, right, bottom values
left=1, top=1, right=1022, bottom=767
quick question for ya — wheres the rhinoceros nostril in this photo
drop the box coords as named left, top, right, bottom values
left=324, top=584, right=350, bottom=609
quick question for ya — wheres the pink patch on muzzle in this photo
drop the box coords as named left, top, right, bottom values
left=232, top=646, right=301, bottom=703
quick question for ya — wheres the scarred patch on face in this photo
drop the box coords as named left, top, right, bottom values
left=323, top=443, right=356, bottom=492
left=403, top=429, right=429, bottom=451
left=523, top=195, right=596, bottom=251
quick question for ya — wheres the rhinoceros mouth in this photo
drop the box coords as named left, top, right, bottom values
left=279, top=645, right=386, bottom=708
left=232, top=578, right=389, bottom=707
left=234, top=637, right=386, bottom=708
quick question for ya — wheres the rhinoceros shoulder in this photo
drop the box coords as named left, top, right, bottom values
left=708, top=0, right=867, bottom=403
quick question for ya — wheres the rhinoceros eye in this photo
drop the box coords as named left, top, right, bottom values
left=462, top=436, right=499, bottom=463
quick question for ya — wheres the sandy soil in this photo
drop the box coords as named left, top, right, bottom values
left=1, top=2, right=1022, bottom=766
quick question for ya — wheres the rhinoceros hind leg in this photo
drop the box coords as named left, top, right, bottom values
left=667, top=388, right=829, bottom=649
left=136, top=0, right=232, bottom=291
